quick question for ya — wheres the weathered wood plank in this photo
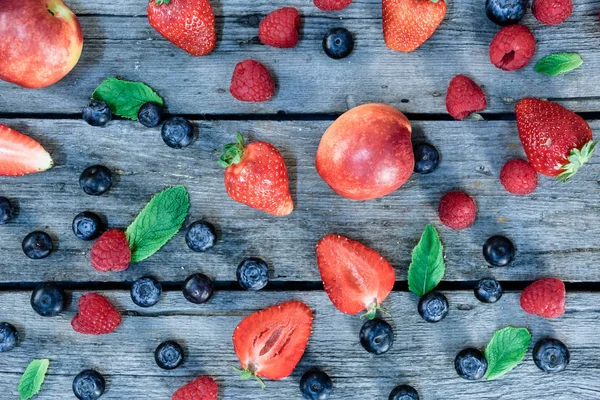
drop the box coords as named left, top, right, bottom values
left=0, top=119, right=598, bottom=283
left=0, top=291, right=598, bottom=399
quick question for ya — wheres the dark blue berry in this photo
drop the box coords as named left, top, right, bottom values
left=73, top=369, right=105, bottom=400
left=185, top=221, right=216, bottom=252
left=413, top=143, right=440, bottom=174
left=73, top=212, right=105, bottom=241
left=533, top=338, right=569, bottom=373
left=474, top=278, right=503, bottom=303
left=161, top=117, right=194, bottom=149
left=0, top=197, right=14, bottom=224
left=131, top=277, right=162, bottom=308
left=22, top=231, right=53, bottom=259
left=138, top=102, right=165, bottom=128
left=183, top=273, right=214, bottom=304
left=455, top=348, right=487, bottom=380
left=300, top=369, right=333, bottom=400
left=83, top=100, right=112, bottom=128
left=31, top=283, right=65, bottom=317
left=483, top=235, right=515, bottom=267
left=418, top=292, right=448, bottom=323
left=486, top=0, right=527, bottom=26
left=79, top=165, right=113, bottom=196
left=323, top=28, right=354, bottom=60
left=359, top=318, right=394, bottom=355
left=0, top=322, right=18, bottom=352
left=155, top=340, right=184, bottom=370
left=389, top=385, right=419, bottom=400
left=236, top=258, right=269, bottom=291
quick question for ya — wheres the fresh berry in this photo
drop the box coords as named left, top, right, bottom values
left=438, top=191, right=477, bottom=230
left=316, top=234, right=395, bottom=318
left=82, top=100, right=112, bottom=127
left=489, top=25, right=536, bottom=71
left=230, top=60, right=275, bottom=103
left=138, top=102, right=165, bottom=128
left=446, top=75, right=487, bottom=120
left=219, top=134, right=293, bottom=216
left=520, top=278, right=565, bottom=318
left=161, top=116, right=195, bottom=149
left=90, top=229, right=131, bottom=272
left=382, top=0, right=447, bottom=52
left=0, top=322, right=18, bottom=352
left=155, top=340, right=184, bottom=370
left=0, top=197, right=14, bottom=224
left=314, top=0, right=352, bottom=10
left=483, top=235, right=515, bottom=267
left=71, top=293, right=122, bottom=335
left=233, top=301, right=313, bottom=381
left=323, top=28, right=354, bottom=59
left=31, top=283, right=65, bottom=317
left=259, top=7, right=300, bottom=48
left=73, top=370, right=105, bottom=400
left=183, top=273, right=214, bottom=304
left=0, top=124, right=53, bottom=176
left=533, top=338, right=570, bottom=373
left=418, top=292, right=449, bottom=323
left=147, top=0, right=216, bottom=56
left=474, top=278, right=503, bottom=303
left=79, top=165, right=113, bottom=196
left=500, top=159, right=538, bottom=195
left=455, top=348, right=488, bottom=380
left=389, top=385, right=419, bottom=400
left=532, top=0, right=572, bottom=25
left=300, top=369, right=333, bottom=400
left=413, top=143, right=439, bottom=174
left=131, top=277, right=162, bottom=307
left=486, top=0, right=527, bottom=26
left=359, top=318, right=394, bottom=355
left=236, top=258, right=270, bottom=291
left=22, top=231, right=53, bottom=259
left=515, top=98, right=596, bottom=181
left=73, top=212, right=105, bottom=241
left=185, top=221, right=216, bottom=252
left=172, top=376, right=218, bottom=400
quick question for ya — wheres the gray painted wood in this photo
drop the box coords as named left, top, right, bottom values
left=0, top=119, right=598, bottom=283
left=1, top=0, right=600, bottom=115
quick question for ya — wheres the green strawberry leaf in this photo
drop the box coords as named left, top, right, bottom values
left=18, top=359, right=50, bottom=400
left=534, top=53, right=583, bottom=77
left=557, top=140, right=598, bottom=182
left=125, top=186, right=189, bottom=262
left=408, top=224, right=445, bottom=297
left=485, top=327, right=531, bottom=380
left=92, top=77, right=164, bottom=121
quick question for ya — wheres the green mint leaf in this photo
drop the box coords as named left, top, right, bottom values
left=485, top=327, right=531, bottom=380
left=125, top=186, right=189, bottom=262
left=534, top=53, right=583, bottom=77
left=18, top=359, right=50, bottom=400
left=92, top=77, right=164, bottom=121
left=407, top=224, right=445, bottom=297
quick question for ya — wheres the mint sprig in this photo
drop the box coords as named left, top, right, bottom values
left=535, top=53, right=583, bottom=76
left=92, top=77, right=164, bottom=121
left=485, top=327, right=531, bottom=380
left=18, top=359, right=50, bottom=400
left=408, top=224, right=445, bottom=297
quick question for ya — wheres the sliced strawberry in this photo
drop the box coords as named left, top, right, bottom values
left=0, top=124, right=53, bottom=176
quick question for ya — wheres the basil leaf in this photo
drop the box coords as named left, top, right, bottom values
left=18, top=359, right=50, bottom=400
left=535, top=53, right=583, bottom=76
left=485, top=327, right=531, bottom=380
left=408, top=224, right=445, bottom=297
left=92, top=77, right=164, bottom=120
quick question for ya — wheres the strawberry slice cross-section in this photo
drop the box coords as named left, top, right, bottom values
left=0, top=124, right=53, bottom=176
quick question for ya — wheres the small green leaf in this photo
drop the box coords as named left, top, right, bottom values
left=92, top=77, right=164, bottom=120
left=557, top=140, right=597, bottom=182
left=408, top=224, right=445, bottom=297
left=18, top=359, right=50, bottom=400
left=485, top=327, right=531, bottom=380
left=534, top=53, right=583, bottom=77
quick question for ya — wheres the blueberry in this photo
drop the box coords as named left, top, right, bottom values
left=131, top=277, right=162, bottom=308
left=474, top=278, right=503, bottom=303
left=359, top=318, right=394, bottom=355
left=455, top=348, right=488, bottom=380
left=0, top=197, right=14, bottom=224
left=300, top=369, right=333, bottom=400
left=31, top=283, right=65, bottom=317
left=533, top=338, right=570, bottom=373
left=486, top=0, right=527, bottom=26
left=73, top=369, right=105, bottom=400
left=138, top=102, right=165, bottom=128
left=0, top=322, right=19, bottom=352
left=236, top=258, right=269, bottom=291
left=22, top=231, right=53, bottom=259
left=483, top=235, right=515, bottom=267
left=82, top=100, right=112, bottom=128
left=389, top=385, right=419, bottom=400
left=79, top=165, right=113, bottom=196
left=73, top=212, right=105, bottom=241
left=418, top=292, right=448, bottom=323
left=183, top=273, right=214, bottom=304
left=323, top=28, right=354, bottom=60
left=155, top=340, right=184, bottom=370
left=185, top=221, right=216, bottom=252
left=161, top=117, right=195, bottom=149
left=413, top=143, right=440, bottom=174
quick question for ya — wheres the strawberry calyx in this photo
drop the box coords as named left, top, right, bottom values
left=360, top=301, right=389, bottom=320
left=154, top=0, right=171, bottom=5
left=232, top=366, right=265, bottom=389
left=556, top=140, right=597, bottom=182
left=218, top=133, right=245, bottom=168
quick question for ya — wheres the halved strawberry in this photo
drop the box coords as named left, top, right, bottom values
left=316, top=234, right=396, bottom=319
left=232, top=301, right=313, bottom=387
left=0, top=124, right=53, bottom=176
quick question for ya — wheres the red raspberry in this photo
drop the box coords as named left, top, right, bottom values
left=259, top=7, right=300, bottom=48
left=230, top=60, right=275, bottom=102
left=446, top=75, right=487, bottom=120
left=438, top=191, right=477, bottom=230
left=532, top=0, right=572, bottom=25
left=314, top=0, right=352, bottom=11
left=172, top=376, right=218, bottom=400
left=489, top=25, right=536, bottom=71
left=71, top=293, right=122, bottom=335
left=90, top=229, right=131, bottom=272
left=520, top=278, right=565, bottom=318
left=500, top=159, right=538, bottom=195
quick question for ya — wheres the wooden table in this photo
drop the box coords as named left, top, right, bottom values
left=1, top=1, right=599, bottom=399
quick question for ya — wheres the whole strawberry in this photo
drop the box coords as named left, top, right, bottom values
left=382, top=0, right=447, bottom=52
left=489, top=25, right=536, bottom=71
left=259, top=7, right=301, bottom=48
left=172, top=376, right=218, bottom=400
left=230, top=60, right=275, bottom=102
left=147, top=0, right=216, bottom=56
left=515, top=98, right=596, bottom=181
left=90, top=229, right=131, bottom=272
left=314, top=0, right=352, bottom=10
left=532, top=0, right=572, bottom=25
left=72, top=293, right=122, bottom=335
left=219, top=134, right=293, bottom=216
left=446, top=75, right=487, bottom=120
left=521, top=278, right=565, bottom=318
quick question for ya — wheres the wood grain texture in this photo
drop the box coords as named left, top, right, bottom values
left=0, top=119, right=598, bottom=283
